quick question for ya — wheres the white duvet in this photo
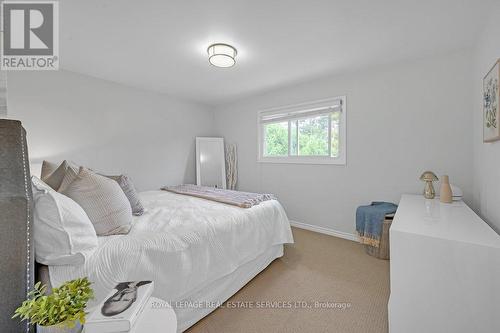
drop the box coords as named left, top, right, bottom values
left=49, top=190, right=294, bottom=307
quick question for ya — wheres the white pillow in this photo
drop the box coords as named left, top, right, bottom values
left=32, top=176, right=98, bottom=265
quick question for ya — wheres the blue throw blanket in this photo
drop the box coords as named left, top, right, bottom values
left=356, top=202, right=398, bottom=247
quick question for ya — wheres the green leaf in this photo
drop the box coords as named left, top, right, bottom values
left=12, top=277, right=93, bottom=327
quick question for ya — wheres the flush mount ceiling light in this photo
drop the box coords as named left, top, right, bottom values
left=207, top=43, right=237, bottom=68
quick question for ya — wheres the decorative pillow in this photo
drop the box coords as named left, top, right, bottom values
left=42, top=160, right=78, bottom=190
left=103, top=174, right=145, bottom=216
left=58, top=164, right=79, bottom=192
left=40, top=160, right=58, bottom=180
left=59, top=167, right=132, bottom=236
left=31, top=176, right=98, bottom=265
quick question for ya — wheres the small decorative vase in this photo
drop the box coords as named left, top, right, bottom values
left=423, top=181, right=435, bottom=199
left=37, top=322, right=82, bottom=333
left=440, top=175, right=453, bottom=204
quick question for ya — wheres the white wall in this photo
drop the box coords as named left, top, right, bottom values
left=3, top=50, right=480, bottom=237
left=472, top=2, right=500, bottom=233
left=6, top=70, right=214, bottom=190
left=214, top=51, right=474, bottom=235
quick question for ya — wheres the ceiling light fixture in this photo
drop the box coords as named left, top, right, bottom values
left=207, top=43, right=237, bottom=68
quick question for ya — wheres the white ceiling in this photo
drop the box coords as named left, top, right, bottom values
left=60, top=0, right=492, bottom=106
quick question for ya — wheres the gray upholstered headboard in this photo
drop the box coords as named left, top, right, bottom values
left=0, top=119, right=35, bottom=333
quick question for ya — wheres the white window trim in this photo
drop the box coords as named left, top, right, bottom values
left=257, top=96, right=346, bottom=165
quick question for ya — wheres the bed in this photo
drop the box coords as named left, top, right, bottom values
left=47, top=190, right=294, bottom=332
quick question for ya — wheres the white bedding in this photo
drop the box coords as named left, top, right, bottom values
left=48, top=190, right=294, bottom=309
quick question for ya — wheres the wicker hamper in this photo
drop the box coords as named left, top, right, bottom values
left=364, top=213, right=394, bottom=260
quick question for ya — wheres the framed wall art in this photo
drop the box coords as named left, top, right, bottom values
left=483, top=59, right=500, bottom=142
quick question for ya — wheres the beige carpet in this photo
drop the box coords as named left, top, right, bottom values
left=187, top=227, right=390, bottom=333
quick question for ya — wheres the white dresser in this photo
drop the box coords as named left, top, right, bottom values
left=389, top=195, right=500, bottom=333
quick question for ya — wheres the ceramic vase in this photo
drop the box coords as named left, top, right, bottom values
left=440, top=175, right=453, bottom=204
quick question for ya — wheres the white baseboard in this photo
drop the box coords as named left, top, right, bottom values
left=289, top=220, right=358, bottom=242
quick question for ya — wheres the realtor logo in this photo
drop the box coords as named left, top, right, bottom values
left=1, top=1, right=59, bottom=70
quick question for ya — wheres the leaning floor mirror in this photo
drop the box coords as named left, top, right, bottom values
left=196, top=137, right=226, bottom=189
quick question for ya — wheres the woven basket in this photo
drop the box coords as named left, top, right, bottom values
left=364, top=214, right=393, bottom=260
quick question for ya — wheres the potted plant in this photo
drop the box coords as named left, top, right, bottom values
left=13, top=277, right=94, bottom=333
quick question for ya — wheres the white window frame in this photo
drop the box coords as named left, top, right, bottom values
left=257, top=96, right=346, bottom=165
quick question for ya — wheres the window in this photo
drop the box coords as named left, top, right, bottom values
left=258, top=97, right=346, bottom=164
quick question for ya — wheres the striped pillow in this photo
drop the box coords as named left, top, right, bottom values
left=59, top=167, right=132, bottom=236
left=103, top=174, right=145, bottom=216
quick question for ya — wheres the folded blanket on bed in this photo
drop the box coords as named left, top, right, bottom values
left=161, top=184, right=276, bottom=208
left=356, top=201, right=398, bottom=247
